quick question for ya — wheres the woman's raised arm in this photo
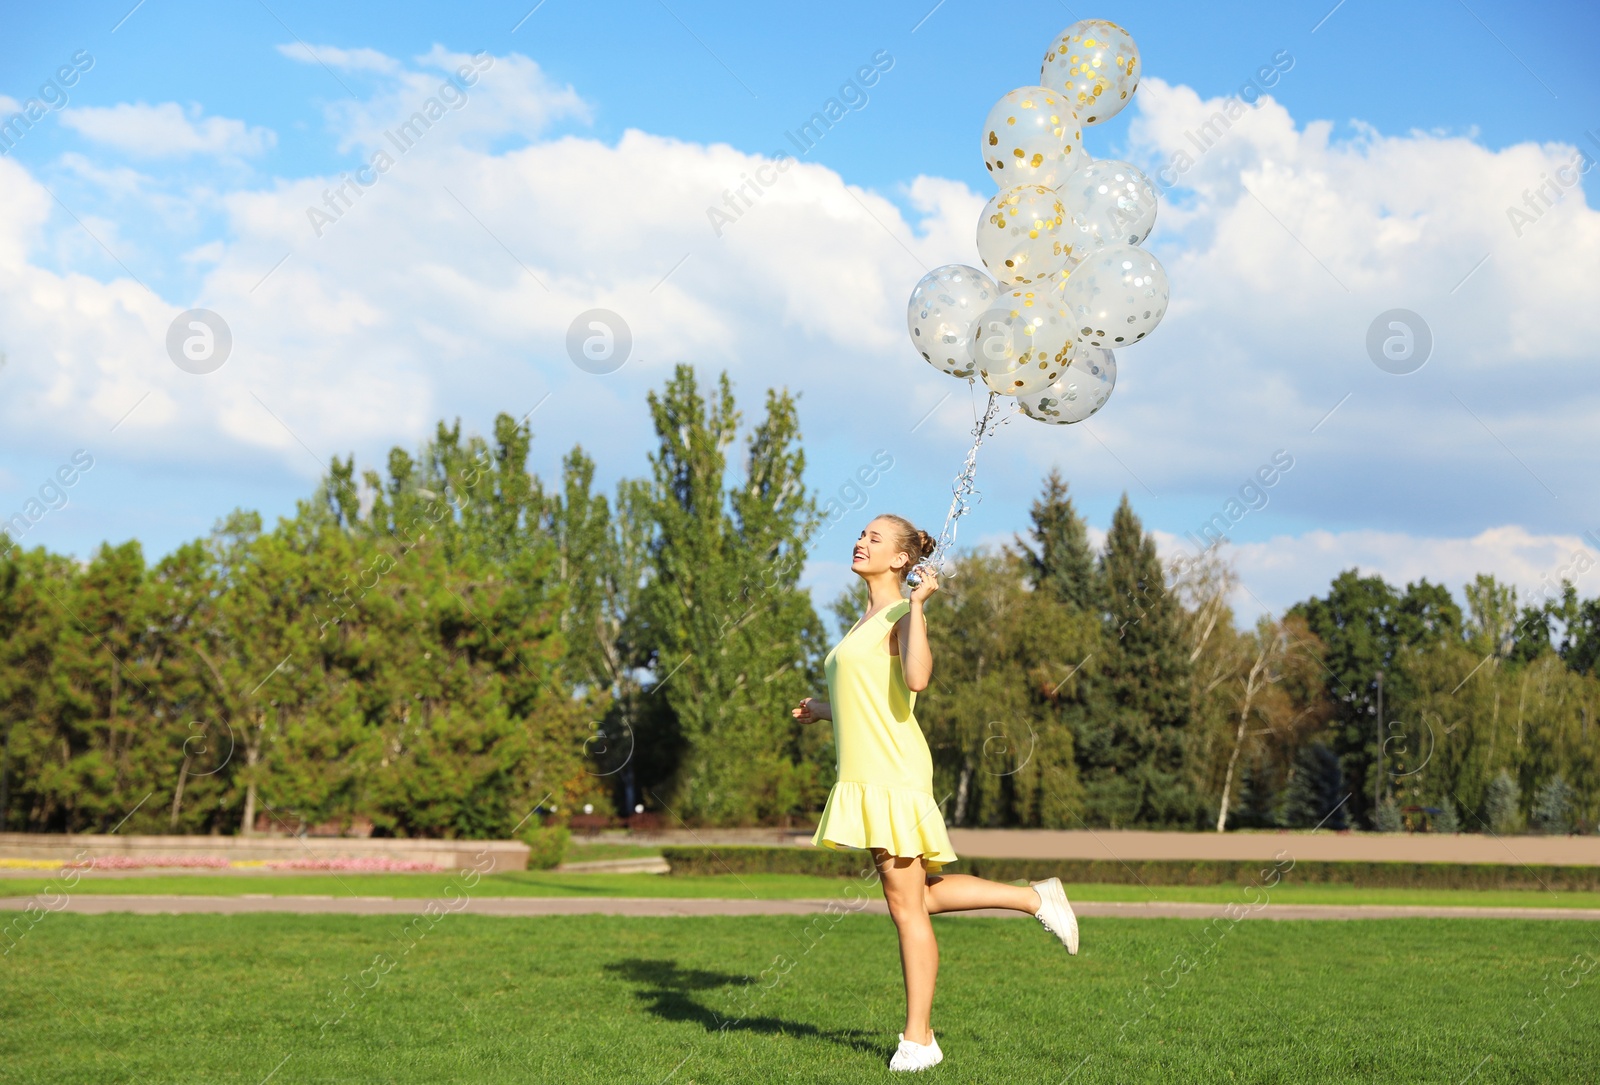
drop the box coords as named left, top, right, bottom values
left=897, top=572, right=939, bottom=692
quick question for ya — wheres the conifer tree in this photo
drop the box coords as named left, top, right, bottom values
left=1017, top=469, right=1100, bottom=613
left=1088, top=493, right=1198, bottom=827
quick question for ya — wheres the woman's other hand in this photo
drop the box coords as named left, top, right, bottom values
left=908, top=566, right=940, bottom=605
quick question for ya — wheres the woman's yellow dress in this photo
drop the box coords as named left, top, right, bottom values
left=810, top=598, right=958, bottom=871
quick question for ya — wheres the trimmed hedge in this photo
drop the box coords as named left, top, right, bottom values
left=659, top=845, right=1600, bottom=891
left=662, top=845, right=874, bottom=878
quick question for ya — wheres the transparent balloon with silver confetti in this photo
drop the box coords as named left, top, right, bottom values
left=906, top=264, right=1002, bottom=380
left=1018, top=347, right=1117, bottom=424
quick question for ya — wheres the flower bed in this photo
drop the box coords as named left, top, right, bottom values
left=68, top=855, right=231, bottom=869
left=254, top=858, right=444, bottom=872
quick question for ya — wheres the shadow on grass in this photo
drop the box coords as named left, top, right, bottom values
left=605, top=958, right=881, bottom=1055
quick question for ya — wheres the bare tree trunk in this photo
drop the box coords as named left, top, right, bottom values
left=954, top=758, right=973, bottom=826
left=1217, top=635, right=1274, bottom=832
left=170, top=753, right=192, bottom=829
left=0, top=723, right=12, bottom=831
left=1216, top=692, right=1255, bottom=833
left=239, top=723, right=262, bottom=836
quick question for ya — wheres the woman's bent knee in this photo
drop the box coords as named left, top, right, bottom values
left=885, top=894, right=930, bottom=925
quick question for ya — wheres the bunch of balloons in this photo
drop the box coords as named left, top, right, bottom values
left=906, top=19, right=1168, bottom=428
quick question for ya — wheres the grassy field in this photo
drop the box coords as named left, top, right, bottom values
left=4, top=869, right=1600, bottom=910
left=2, top=911, right=1597, bottom=1082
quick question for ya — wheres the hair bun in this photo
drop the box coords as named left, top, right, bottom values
left=916, top=529, right=936, bottom=559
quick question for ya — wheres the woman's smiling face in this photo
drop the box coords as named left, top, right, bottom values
left=851, top=517, right=904, bottom=578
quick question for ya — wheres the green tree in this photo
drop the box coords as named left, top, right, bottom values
left=1278, top=742, right=1348, bottom=829
left=639, top=366, right=825, bottom=823
left=1016, top=469, right=1101, bottom=613
left=1290, top=571, right=1461, bottom=828
left=1482, top=768, right=1522, bottom=834
left=1531, top=773, right=1575, bottom=834
left=1087, top=494, right=1198, bottom=827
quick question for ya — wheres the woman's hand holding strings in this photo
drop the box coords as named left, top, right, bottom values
left=792, top=697, right=831, bottom=724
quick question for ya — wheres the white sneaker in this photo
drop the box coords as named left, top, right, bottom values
left=889, top=1031, right=943, bottom=1072
left=1030, top=877, right=1079, bottom=955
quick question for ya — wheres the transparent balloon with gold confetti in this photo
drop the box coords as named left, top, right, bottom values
left=976, top=184, right=1078, bottom=287
left=969, top=285, right=1077, bottom=396
left=1040, top=19, right=1141, bottom=125
left=901, top=16, right=1160, bottom=585
left=980, top=85, right=1085, bottom=190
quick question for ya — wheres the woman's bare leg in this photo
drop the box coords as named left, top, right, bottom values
left=923, top=872, right=1042, bottom=915
left=874, top=849, right=938, bottom=1046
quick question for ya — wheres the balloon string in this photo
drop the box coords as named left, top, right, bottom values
left=908, top=389, right=1010, bottom=587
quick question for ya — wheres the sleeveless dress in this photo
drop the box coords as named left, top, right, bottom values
left=810, top=598, right=958, bottom=871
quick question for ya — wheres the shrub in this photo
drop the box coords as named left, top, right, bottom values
left=1373, top=796, right=1403, bottom=833
left=661, top=845, right=873, bottom=878
left=1431, top=799, right=1460, bottom=834
left=1279, top=743, right=1347, bottom=829
left=1531, top=774, right=1576, bottom=835
left=1482, top=769, right=1522, bottom=834
left=521, top=826, right=571, bottom=870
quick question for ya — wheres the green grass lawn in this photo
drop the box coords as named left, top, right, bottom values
left=4, top=869, right=1600, bottom=910
left=2, top=911, right=1596, bottom=1082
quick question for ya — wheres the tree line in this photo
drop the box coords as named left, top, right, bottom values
left=2, top=365, right=1596, bottom=836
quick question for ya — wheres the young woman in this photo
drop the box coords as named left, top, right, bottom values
left=792, top=513, right=1079, bottom=1073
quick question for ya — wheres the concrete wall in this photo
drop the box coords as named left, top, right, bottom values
left=0, top=833, right=530, bottom=872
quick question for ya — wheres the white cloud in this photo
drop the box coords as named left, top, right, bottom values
left=274, top=42, right=403, bottom=74
left=2, top=50, right=1598, bottom=622
left=59, top=102, right=275, bottom=157
left=295, top=43, right=590, bottom=155
left=57, top=152, right=154, bottom=198
left=1153, top=525, right=1600, bottom=622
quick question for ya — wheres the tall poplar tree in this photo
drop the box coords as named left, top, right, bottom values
left=639, top=365, right=825, bottom=824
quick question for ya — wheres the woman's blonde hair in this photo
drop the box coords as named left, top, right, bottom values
left=875, top=513, right=936, bottom=582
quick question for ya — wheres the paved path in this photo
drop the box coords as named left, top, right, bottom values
left=942, top=829, right=1600, bottom=866
left=4, top=894, right=1599, bottom=921
left=592, top=828, right=1600, bottom=866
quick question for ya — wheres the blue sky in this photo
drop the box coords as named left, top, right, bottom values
left=3, top=0, right=1598, bottom=621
